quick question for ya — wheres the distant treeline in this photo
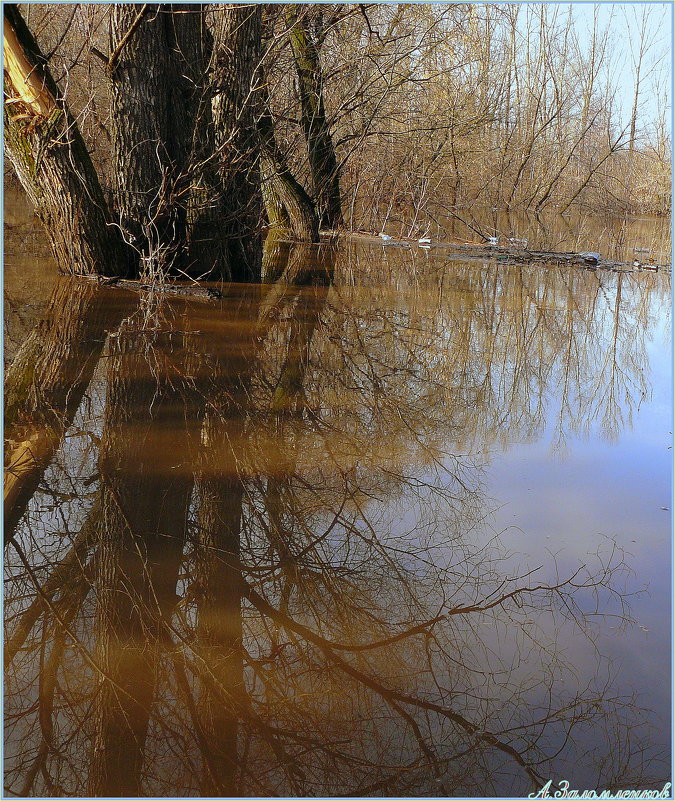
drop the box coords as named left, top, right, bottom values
left=6, top=4, right=671, bottom=258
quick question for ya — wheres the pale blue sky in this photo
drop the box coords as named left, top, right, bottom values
left=572, top=2, right=672, bottom=137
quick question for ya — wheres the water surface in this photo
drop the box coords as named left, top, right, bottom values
left=4, top=208, right=672, bottom=798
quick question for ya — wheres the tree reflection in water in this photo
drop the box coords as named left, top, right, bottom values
left=4, top=242, right=669, bottom=797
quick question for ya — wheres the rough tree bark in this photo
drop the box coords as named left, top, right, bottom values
left=287, top=5, right=343, bottom=230
left=210, top=4, right=264, bottom=281
left=5, top=4, right=267, bottom=284
left=108, top=4, right=210, bottom=276
left=3, top=5, right=126, bottom=276
left=185, top=5, right=265, bottom=282
left=258, top=81, right=320, bottom=242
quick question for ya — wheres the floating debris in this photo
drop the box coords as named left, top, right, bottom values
left=634, top=260, right=659, bottom=271
left=507, top=237, right=528, bottom=248
left=578, top=251, right=601, bottom=264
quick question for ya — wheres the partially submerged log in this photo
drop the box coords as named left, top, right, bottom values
left=433, top=242, right=666, bottom=272
left=350, top=233, right=669, bottom=273
left=72, top=274, right=229, bottom=302
left=68, top=234, right=667, bottom=310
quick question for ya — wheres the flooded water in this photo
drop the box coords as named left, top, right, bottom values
left=416, top=206, right=672, bottom=268
left=4, top=196, right=672, bottom=798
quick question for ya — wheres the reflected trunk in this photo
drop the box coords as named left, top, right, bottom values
left=192, top=288, right=261, bottom=795
left=265, top=246, right=334, bottom=608
left=3, top=230, right=669, bottom=797
left=88, top=313, right=199, bottom=797
left=4, top=281, right=134, bottom=540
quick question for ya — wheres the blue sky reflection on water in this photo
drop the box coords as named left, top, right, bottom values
left=465, top=297, right=672, bottom=789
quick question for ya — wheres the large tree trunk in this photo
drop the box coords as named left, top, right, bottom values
left=186, top=5, right=265, bottom=282
left=287, top=6, right=343, bottom=230
left=6, top=4, right=266, bottom=285
left=3, top=5, right=127, bottom=276
left=108, top=4, right=210, bottom=277
left=210, top=5, right=264, bottom=282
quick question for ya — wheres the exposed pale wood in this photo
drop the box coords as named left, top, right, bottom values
left=3, top=16, right=55, bottom=116
left=3, top=5, right=127, bottom=276
left=4, top=281, right=133, bottom=540
left=4, top=429, right=59, bottom=516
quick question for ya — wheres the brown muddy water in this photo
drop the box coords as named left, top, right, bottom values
left=4, top=194, right=673, bottom=798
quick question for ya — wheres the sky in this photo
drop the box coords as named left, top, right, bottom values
left=574, top=2, right=672, bottom=136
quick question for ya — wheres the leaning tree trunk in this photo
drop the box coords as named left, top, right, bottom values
left=108, top=4, right=210, bottom=277
left=258, top=83, right=319, bottom=242
left=3, top=5, right=126, bottom=276
left=287, top=6, right=343, bottom=230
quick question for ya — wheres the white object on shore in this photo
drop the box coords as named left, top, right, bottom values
left=379, top=233, right=392, bottom=241
left=418, top=237, right=432, bottom=244
left=507, top=237, right=528, bottom=248
left=487, top=236, right=499, bottom=246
